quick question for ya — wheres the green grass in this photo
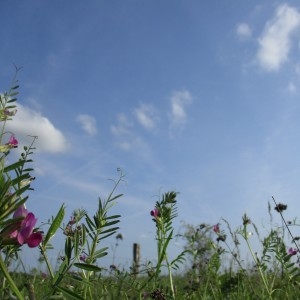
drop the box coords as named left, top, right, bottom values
left=4, top=266, right=300, bottom=300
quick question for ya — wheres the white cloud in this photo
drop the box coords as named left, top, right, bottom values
left=256, top=4, right=300, bottom=71
left=6, top=104, right=68, bottom=153
left=169, top=90, right=192, bottom=126
left=133, top=103, right=157, bottom=130
left=236, top=23, right=252, bottom=38
left=76, top=114, right=97, bottom=136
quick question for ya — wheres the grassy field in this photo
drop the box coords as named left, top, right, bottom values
left=1, top=80, right=300, bottom=299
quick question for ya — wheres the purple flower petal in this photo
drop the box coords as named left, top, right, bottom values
left=13, top=205, right=28, bottom=218
left=27, top=232, right=43, bottom=248
left=8, top=135, right=18, bottom=146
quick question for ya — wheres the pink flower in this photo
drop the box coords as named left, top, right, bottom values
left=150, top=208, right=160, bottom=218
left=8, top=135, right=18, bottom=147
left=213, top=224, right=220, bottom=233
left=10, top=205, right=42, bottom=248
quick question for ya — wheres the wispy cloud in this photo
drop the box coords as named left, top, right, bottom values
left=76, top=114, right=97, bottom=136
left=236, top=23, right=252, bottom=38
left=133, top=103, right=157, bottom=130
left=110, top=113, right=137, bottom=151
left=169, top=90, right=192, bottom=136
left=6, top=104, right=68, bottom=153
left=110, top=113, right=132, bottom=136
left=256, top=4, right=300, bottom=71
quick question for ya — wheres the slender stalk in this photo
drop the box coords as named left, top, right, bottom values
left=0, top=254, right=24, bottom=300
left=39, top=245, right=54, bottom=279
left=165, top=256, right=175, bottom=299
left=243, top=225, right=272, bottom=299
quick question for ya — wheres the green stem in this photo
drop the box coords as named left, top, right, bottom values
left=39, top=245, right=54, bottom=279
left=83, top=231, right=100, bottom=299
left=166, top=256, right=175, bottom=299
left=243, top=226, right=272, bottom=299
left=0, top=254, right=24, bottom=300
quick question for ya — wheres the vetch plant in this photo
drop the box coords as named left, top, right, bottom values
left=0, top=71, right=41, bottom=300
left=38, top=169, right=124, bottom=299
left=149, top=191, right=187, bottom=299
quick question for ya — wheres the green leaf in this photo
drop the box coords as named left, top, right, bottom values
left=102, top=219, right=120, bottom=227
left=43, top=204, right=65, bottom=246
left=93, top=247, right=108, bottom=259
left=106, top=214, right=121, bottom=220
left=74, top=228, right=80, bottom=258
left=81, top=224, right=86, bottom=246
left=100, top=226, right=119, bottom=235
left=74, top=263, right=102, bottom=272
left=56, top=286, right=84, bottom=300
left=107, top=193, right=123, bottom=202
left=52, top=259, right=69, bottom=286
left=85, top=214, right=96, bottom=231
left=99, top=231, right=117, bottom=240
left=65, top=237, right=72, bottom=263
left=0, top=197, right=27, bottom=222
left=8, top=91, right=18, bottom=97
left=64, top=273, right=94, bottom=287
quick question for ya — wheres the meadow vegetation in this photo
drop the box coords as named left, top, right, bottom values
left=1, top=71, right=300, bottom=299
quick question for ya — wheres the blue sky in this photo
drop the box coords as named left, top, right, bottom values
left=1, top=1, right=300, bottom=270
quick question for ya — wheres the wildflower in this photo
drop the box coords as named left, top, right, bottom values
left=116, top=233, right=123, bottom=240
left=288, top=247, right=298, bottom=256
left=7, top=134, right=18, bottom=147
left=216, top=235, right=226, bottom=242
left=274, top=203, right=287, bottom=213
left=0, top=109, right=17, bottom=121
left=199, top=223, right=206, bottom=229
left=0, top=134, right=19, bottom=152
left=150, top=208, right=160, bottom=218
left=79, top=254, right=87, bottom=262
left=213, top=224, right=220, bottom=233
left=4, top=109, right=17, bottom=116
left=9, top=205, right=43, bottom=248
left=242, top=214, right=251, bottom=225
left=69, top=216, right=76, bottom=225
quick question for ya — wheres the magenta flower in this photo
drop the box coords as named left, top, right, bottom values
left=288, top=247, right=298, bottom=256
left=7, top=134, right=18, bottom=147
left=150, top=208, right=160, bottom=218
left=213, top=224, right=220, bottom=233
left=10, top=205, right=42, bottom=248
